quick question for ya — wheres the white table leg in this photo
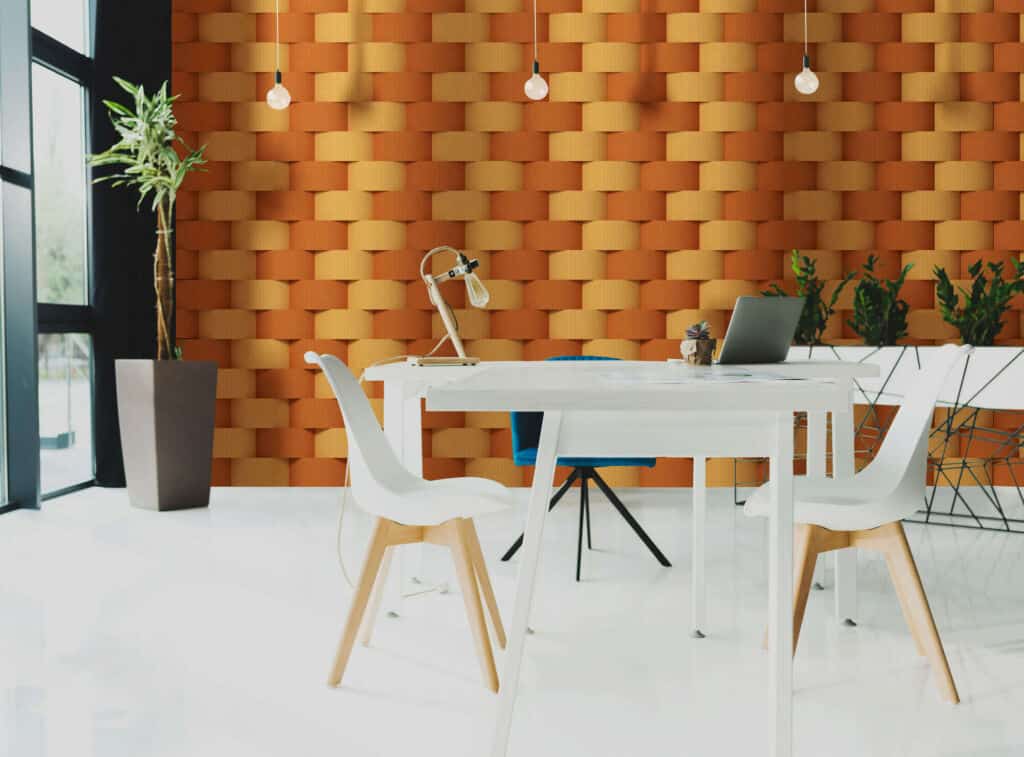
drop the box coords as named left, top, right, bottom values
left=381, top=381, right=424, bottom=617
left=831, top=387, right=858, bottom=625
left=834, top=549, right=857, bottom=625
left=492, top=411, right=563, bottom=757
left=691, top=456, right=707, bottom=638
left=769, top=412, right=794, bottom=757
left=806, top=410, right=827, bottom=590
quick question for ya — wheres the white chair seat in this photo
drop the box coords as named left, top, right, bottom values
left=370, top=475, right=515, bottom=527
left=743, top=476, right=915, bottom=532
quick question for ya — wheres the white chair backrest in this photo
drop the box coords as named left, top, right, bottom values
left=305, top=352, right=419, bottom=507
left=856, top=344, right=972, bottom=499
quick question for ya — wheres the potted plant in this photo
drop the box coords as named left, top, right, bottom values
left=89, top=78, right=213, bottom=511
left=848, top=255, right=913, bottom=346
left=763, top=249, right=855, bottom=349
left=680, top=320, right=715, bottom=365
left=935, top=259, right=1024, bottom=346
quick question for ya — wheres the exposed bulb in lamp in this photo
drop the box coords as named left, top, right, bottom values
left=266, top=71, right=291, bottom=110
left=524, top=61, right=548, bottom=101
left=464, top=272, right=490, bottom=308
left=794, top=55, right=819, bottom=95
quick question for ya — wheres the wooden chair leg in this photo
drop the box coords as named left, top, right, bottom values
left=764, top=524, right=818, bottom=653
left=359, top=547, right=393, bottom=646
left=462, top=519, right=507, bottom=649
left=328, top=518, right=391, bottom=687
left=883, top=550, right=926, bottom=657
left=884, top=522, right=960, bottom=704
left=449, top=520, right=500, bottom=692
left=791, top=524, right=820, bottom=654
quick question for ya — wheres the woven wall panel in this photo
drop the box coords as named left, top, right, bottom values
left=174, top=0, right=1024, bottom=487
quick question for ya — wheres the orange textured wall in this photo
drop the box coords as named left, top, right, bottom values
left=171, top=0, right=1024, bottom=487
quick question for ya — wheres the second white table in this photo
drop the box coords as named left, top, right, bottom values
left=425, top=361, right=855, bottom=757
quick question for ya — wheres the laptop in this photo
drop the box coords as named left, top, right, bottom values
left=716, top=296, right=805, bottom=365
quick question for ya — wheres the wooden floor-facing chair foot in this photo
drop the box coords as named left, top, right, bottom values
left=359, top=548, right=393, bottom=647
left=768, top=522, right=959, bottom=704
left=884, top=550, right=927, bottom=658
left=464, top=521, right=507, bottom=649
left=443, top=520, right=500, bottom=692
left=886, top=523, right=959, bottom=704
left=329, top=519, right=392, bottom=687
left=330, top=516, right=504, bottom=692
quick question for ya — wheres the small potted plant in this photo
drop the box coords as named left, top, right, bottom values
left=935, top=259, right=1024, bottom=346
left=763, top=250, right=854, bottom=348
left=89, top=78, right=212, bottom=511
left=680, top=320, right=715, bottom=365
left=848, top=255, right=913, bottom=346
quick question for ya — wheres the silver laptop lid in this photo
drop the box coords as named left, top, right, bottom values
left=716, top=296, right=805, bottom=365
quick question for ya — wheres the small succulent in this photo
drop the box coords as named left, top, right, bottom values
left=686, top=321, right=711, bottom=340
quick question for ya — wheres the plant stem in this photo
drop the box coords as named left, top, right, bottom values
left=155, top=203, right=174, bottom=360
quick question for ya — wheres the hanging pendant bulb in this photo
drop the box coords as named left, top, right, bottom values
left=266, top=70, right=291, bottom=110
left=524, top=61, right=548, bottom=101
left=794, top=54, right=819, bottom=95
left=794, top=0, right=818, bottom=96
left=265, top=0, right=291, bottom=109
left=523, top=0, right=547, bottom=101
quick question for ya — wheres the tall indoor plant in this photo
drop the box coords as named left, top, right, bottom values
left=89, top=78, right=214, bottom=511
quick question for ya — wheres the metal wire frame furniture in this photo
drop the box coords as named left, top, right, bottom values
left=733, top=345, right=1024, bottom=534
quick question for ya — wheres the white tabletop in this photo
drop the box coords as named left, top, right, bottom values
left=366, top=358, right=879, bottom=383
left=425, top=361, right=849, bottom=413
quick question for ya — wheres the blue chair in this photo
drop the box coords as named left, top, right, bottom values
left=501, top=355, right=672, bottom=581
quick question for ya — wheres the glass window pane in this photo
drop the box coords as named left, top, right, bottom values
left=30, top=0, right=89, bottom=55
left=39, top=333, right=93, bottom=494
left=32, top=64, right=88, bottom=306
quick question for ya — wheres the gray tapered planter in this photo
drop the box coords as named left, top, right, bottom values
left=116, top=359, right=217, bottom=511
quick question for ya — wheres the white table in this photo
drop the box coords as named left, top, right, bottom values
left=423, top=361, right=852, bottom=757
left=365, top=358, right=878, bottom=630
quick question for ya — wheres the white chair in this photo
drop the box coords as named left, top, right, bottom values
left=306, top=352, right=512, bottom=692
left=745, top=343, right=971, bottom=704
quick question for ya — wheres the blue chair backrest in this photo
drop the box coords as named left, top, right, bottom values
left=510, top=355, right=619, bottom=455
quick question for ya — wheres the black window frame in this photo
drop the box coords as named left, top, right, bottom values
left=0, top=0, right=41, bottom=511
left=0, top=0, right=100, bottom=509
left=32, top=6, right=99, bottom=500
left=0, top=0, right=169, bottom=511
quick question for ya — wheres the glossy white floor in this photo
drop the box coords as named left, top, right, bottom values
left=2, top=485, right=1023, bottom=757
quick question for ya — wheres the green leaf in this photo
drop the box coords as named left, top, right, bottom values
left=848, top=257, right=911, bottom=346
left=762, top=250, right=842, bottom=346
left=934, top=258, right=1024, bottom=345
left=113, top=76, right=137, bottom=97
left=88, top=76, right=205, bottom=201
left=101, top=99, right=133, bottom=116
